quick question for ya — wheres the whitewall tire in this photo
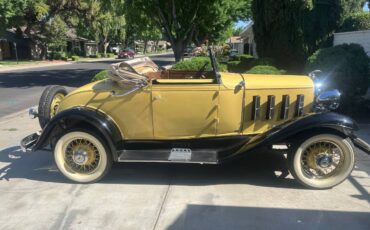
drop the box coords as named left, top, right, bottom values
left=289, top=134, right=355, bottom=189
left=54, top=131, right=112, bottom=183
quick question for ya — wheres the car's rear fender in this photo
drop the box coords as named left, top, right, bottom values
left=32, top=107, right=122, bottom=161
left=225, top=112, right=359, bottom=160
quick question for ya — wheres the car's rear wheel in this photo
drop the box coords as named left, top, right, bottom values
left=288, top=134, right=355, bottom=189
left=38, top=85, right=67, bottom=128
left=54, top=131, right=112, bottom=183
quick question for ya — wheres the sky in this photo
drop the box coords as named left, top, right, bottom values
left=235, top=3, right=370, bottom=28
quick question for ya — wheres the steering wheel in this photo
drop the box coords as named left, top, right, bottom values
left=195, top=62, right=209, bottom=79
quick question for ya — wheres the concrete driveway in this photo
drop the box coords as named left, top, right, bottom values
left=0, top=112, right=370, bottom=230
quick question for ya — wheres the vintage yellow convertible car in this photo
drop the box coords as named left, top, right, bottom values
left=21, top=48, right=370, bottom=189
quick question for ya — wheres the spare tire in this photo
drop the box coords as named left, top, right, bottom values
left=38, top=85, right=67, bottom=128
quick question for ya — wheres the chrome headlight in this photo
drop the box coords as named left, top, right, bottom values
left=309, top=70, right=341, bottom=112
left=314, top=89, right=341, bottom=111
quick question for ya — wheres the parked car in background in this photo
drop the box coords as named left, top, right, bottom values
left=118, top=48, right=135, bottom=59
left=21, top=47, right=370, bottom=189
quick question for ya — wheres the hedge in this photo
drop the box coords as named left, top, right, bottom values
left=71, top=56, right=79, bottom=61
left=246, top=65, right=286, bottom=75
left=306, top=43, right=370, bottom=111
left=91, top=70, right=108, bottom=82
left=171, top=57, right=214, bottom=71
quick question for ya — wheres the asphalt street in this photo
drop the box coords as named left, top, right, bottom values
left=0, top=54, right=175, bottom=118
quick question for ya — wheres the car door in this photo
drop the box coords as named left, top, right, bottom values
left=151, top=79, right=219, bottom=139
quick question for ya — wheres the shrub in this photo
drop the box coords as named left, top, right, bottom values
left=339, top=12, right=370, bottom=32
left=107, top=53, right=115, bottom=58
left=246, top=65, right=286, bottom=75
left=238, top=54, right=254, bottom=62
left=219, top=63, right=227, bottom=72
left=91, top=70, right=108, bottom=82
left=252, top=57, right=275, bottom=66
left=71, top=56, right=79, bottom=61
left=171, top=57, right=213, bottom=71
left=50, top=52, right=66, bottom=60
left=306, top=43, right=370, bottom=112
left=89, top=54, right=101, bottom=58
left=61, top=56, right=68, bottom=61
left=227, top=61, right=251, bottom=73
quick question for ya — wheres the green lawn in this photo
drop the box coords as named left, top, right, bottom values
left=0, top=60, right=43, bottom=66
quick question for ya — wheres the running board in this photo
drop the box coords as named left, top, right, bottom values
left=117, top=148, right=218, bottom=164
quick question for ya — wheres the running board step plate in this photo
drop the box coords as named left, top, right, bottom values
left=118, top=148, right=218, bottom=164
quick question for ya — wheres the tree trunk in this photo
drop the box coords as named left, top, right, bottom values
left=0, top=46, right=3, bottom=60
left=39, top=44, right=48, bottom=60
left=143, top=39, right=148, bottom=54
left=172, top=40, right=185, bottom=62
left=104, top=42, right=109, bottom=57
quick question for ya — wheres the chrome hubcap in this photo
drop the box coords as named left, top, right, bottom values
left=72, top=150, right=89, bottom=165
left=65, top=138, right=100, bottom=174
left=316, top=154, right=333, bottom=168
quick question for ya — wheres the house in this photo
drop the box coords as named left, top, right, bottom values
left=240, top=22, right=258, bottom=57
left=334, top=29, right=370, bottom=57
left=0, top=28, right=98, bottom=60
left=66, top=29, right=98, bottom=56
left=226, top=36, right=244, bottom=54
left=0, top=29, right=36, bottom=60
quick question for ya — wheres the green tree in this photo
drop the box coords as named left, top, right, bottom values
left=339, top=12, right=370, bottom=32
left=252, top=0, right=365, bottom=72
left=46, top=15, right=68, bottom=51
left=124, top=0, right=251, bottom=62
left=124, top=1, right=162, bottom=53
left=0, top=0, right=87, bottom=59
left=79, top=0, right=126, bottom=56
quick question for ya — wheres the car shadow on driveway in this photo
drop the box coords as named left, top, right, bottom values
left=0, top=145, right=302, bottom=189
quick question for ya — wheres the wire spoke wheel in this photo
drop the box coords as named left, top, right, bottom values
left=54, top=131, right=112, bottom=183
left=289, top=134, right=355, bottom=189
left=301, top=141, right=344, bottom=179
left=64, top=138, right=101, bottom=174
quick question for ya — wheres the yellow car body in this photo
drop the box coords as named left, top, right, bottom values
left=58, top=73, right=314, bottom=140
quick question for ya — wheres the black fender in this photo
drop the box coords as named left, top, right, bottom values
left=228, top=112, right=359, bottom=159
left=32, top=107, right=122, bottom=160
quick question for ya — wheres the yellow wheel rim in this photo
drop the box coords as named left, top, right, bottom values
left=50, top=93, right=65, bottom=117
left=301, top=141, right=344, bottom=179
left=64, top=138, right=101, bottom=174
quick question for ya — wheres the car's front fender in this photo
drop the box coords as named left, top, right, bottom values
left=225, top=112, right=359, bottom=160
left=32, top=107, right=122, bottom=160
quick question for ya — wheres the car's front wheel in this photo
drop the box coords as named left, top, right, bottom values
left=54, top=130, right=112, bottom=183
left=288, top=134, right=355, bottom=189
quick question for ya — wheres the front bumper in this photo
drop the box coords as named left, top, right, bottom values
left=20, top=132, right=40, bottom=152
